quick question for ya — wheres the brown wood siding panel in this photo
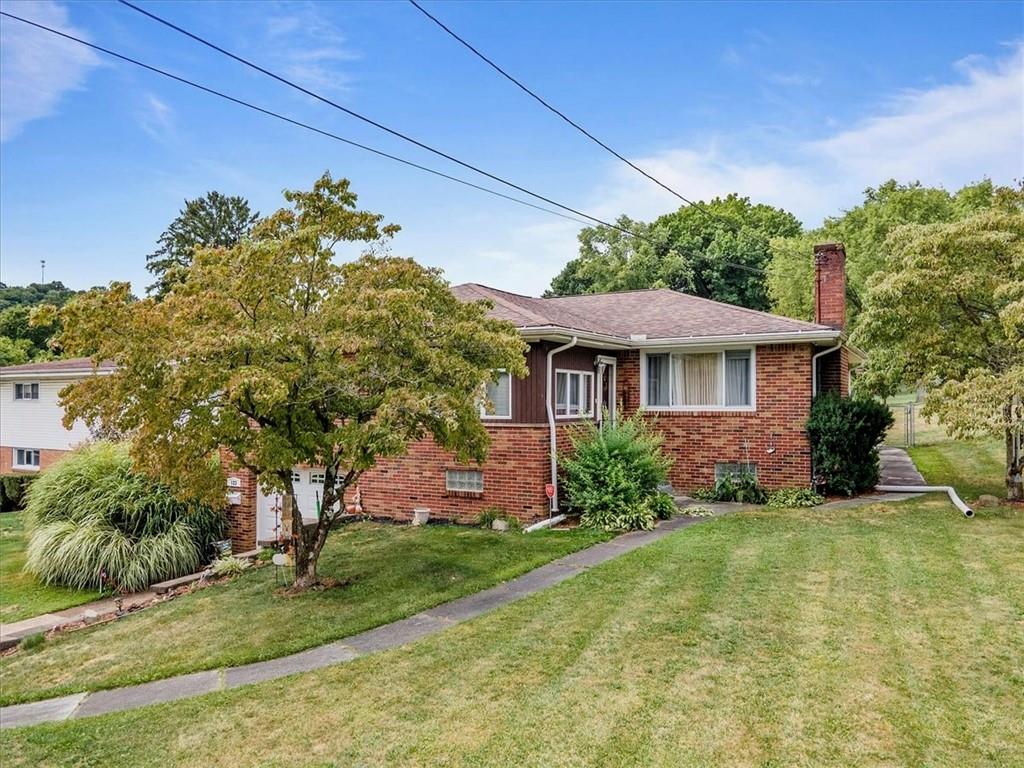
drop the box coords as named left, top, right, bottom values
left=505, top=342, right=607, bottom=424
left=512, top=343, right=549, bottom=424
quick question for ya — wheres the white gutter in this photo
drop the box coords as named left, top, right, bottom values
left=810, top=343, right=842, bottom=397
left=0, top=369, right=113, bottom=381
left=520, top=326, right=841, bottom=349
left=875, top=485, right=974, bottom=517
left=545, top=336, right=577, bottom=514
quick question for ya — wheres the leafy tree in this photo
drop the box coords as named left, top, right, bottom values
left=56, top=173, right=528, bottom=587
left=767, top=179, right=1005, bottom=328
left=0, top=281, right=79, bottom=311
left=853, top=197, right=1024, bottom=500
left=146, top=191, right=258, bottom=298
left=0, top=281, right=83, bottom=362
left=547, top=195, right=801, bottom=311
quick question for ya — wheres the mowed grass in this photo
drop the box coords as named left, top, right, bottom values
left=0, top=522, right=607, bottom=706
left=3, top=497, right=1021, bottom=767
left=910, top=438, right=1006, bottom=500
left=0, top=513, right=97, bottom=624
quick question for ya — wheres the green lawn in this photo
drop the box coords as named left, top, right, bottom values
left=3, top=497, right=1021, bottom=767
left=0, top=513, right=98, bottom=624
left=910, top=438, right=1006, bottom=500
left=0, top=522, right=607, bottom=707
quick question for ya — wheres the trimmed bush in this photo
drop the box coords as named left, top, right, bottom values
left=0, top=474, right=34, bottom=512
left=807, top=394, right=894, bottom=496
left=24, top=442, right=225, bottom=592
left=561, top=414, right=672, bottom=532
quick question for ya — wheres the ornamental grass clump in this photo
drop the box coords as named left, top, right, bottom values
left=24, top=442, right=225, bottom=592
left=561, top=414, right=672, bottom=532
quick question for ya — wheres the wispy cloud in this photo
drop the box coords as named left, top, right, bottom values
left=588, top=42, right=1024, bottom=229
left=0, top=0, right=100, bottom=142
left=136, top=93, right=175, bottom=143
left=258, top=1, right=358, bottom=97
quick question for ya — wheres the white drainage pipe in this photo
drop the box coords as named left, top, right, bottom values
left=524, top=514, right=566, bottom=533
left=875, top=485, right=974, bottom=517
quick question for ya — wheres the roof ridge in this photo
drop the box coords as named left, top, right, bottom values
left=662, top=289, right=831, bottom=330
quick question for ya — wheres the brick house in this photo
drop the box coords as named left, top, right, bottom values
left=0, top=244, right=856, bottom=551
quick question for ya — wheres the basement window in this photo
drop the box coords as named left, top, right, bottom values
left=13, top=448, right=40, bottom=470
left=446, top=469, right=484, bottom=493
left=715, top=462, right=758, bottom=481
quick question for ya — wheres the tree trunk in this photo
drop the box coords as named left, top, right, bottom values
left=290, top=486, right=337, bottom=589
left=1007, top=409, right=1023, bottom=501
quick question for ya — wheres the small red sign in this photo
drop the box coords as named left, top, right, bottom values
left=544, top=483, right=555, bottom=499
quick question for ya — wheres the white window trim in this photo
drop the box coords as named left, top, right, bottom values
left=639, top=347, right=757, bottom=413
left=13, top=382, right=40, bottom=401
left=480, top=369, right=512, bottom=421
left=12, top=448, right=41, bottom=471
left=554, top=369, right=596, bottom=420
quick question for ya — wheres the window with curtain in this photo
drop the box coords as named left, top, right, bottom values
left=645, top=349, right=753, bottom=408
left=555, top=370, right=594, bottom=417
left=481, top=371, right=511, bottom=418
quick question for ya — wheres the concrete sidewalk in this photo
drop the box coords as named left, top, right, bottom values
left=1, top=514, right=710, bottom=730
left=0, top=590, right=157, bottom=649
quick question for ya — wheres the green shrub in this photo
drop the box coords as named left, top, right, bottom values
left=476, top=506, right=521, bottom=531
left=807, top=394, right=894, bottom=496
left=645, top=492, right=677, bottom=520
left=765, top=488, right=825, bottom=508
left=562, top=414, right=671, bottom=532
left=692, top=470, right=767, bottom=504
left=24, top=442, right=226, bottom=592
left=0, top=474, right=34, bottom=512
left=210, top=555, right=251, bottom=578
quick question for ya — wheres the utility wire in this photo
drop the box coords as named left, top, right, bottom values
left=407, top=0, right=737, bottom=228
left=116, top=0, right=650, bottom=239
left=0, top=11, right=589, bottom=228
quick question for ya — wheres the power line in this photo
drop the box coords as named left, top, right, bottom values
left=406, top=0, right=737, bottom=228
left=116, top=0, right=649, bottom=240
left=0, top=11, right=589, bottom=228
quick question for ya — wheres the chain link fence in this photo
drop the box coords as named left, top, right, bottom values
left=886, top=403, right=917, bottom=447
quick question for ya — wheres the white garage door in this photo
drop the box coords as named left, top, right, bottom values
left=256, top=468, right=340, bottom=543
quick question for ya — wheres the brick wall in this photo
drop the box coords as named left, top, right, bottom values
left=817, top=346, right=849, bottom=397
left=221, top=448, right=258, bottom=552
left=616, top=344, right=814, bottom=491
left=357, top=424, right=554, bottom=524
left=0, top=446, right=69, bottom=474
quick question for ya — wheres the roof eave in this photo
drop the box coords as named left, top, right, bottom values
left=518, top=325, right=841, bottom=348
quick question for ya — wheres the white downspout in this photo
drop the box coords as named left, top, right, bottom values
left=546, top=336, right=577, bottom=515
left=811, top=343, right=842, bottom=398
left=875, top=485, right=974, bottom=517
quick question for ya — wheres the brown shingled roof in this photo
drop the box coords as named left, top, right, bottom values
left=0, top=357, right=115, bottom=375
left=451, top=284, right=835, bottom=341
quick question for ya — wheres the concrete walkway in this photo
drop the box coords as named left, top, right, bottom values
left=0, top=591, right=157, bottom=649
left=0, top=456, right=931, bottom=731
left=1, top=515, right=710, bottom=730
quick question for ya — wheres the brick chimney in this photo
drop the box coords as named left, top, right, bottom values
left=813, top=242, right=846, bottom=330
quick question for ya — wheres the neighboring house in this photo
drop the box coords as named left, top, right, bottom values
left=0, top=243, right=857, bottom=551
left=0, top=357, right=114, bottom=474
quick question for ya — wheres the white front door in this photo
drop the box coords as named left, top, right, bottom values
left=256, top=468, right=339, bottom=543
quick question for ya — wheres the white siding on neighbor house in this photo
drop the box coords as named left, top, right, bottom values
left=0, top=378, right=94, bottom=451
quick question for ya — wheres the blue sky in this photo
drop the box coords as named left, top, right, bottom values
left=1, top=0, right=1022, bottom=296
